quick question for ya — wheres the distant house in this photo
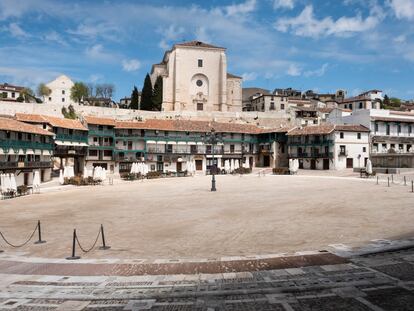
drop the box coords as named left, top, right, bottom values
left=83, top=97, right=117, bottom=108
left=0, top=83, right=24, bottom=102
left=45, top=75, right=75, bottom=105
left=119, top=93, right=141, bottom=109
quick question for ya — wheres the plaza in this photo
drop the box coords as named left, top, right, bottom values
left=0, top=171, right=413, bottom=261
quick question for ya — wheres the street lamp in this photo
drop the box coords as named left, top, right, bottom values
left=204, top=128, right=222, bottom=192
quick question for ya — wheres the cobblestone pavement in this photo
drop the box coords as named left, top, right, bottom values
left=0, top=248, right=414, bottom=310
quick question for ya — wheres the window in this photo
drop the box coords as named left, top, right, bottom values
left=375, top=123, right=378, bottom=132
left=11, top=92, right=15, bottom=98
left=397, top=124, right=401, bottom=134
left=281, top=104, right=285, bottom=110
left=349, top=104, right=353, bottom=110
left=141, top=129, right=145, bottom=137
left=197, top=103, right=203, bottom=111
left=359, top=102, right=363, bottom=109
left=269, top=102, right=275, bottom=110
left=62, top=90, right=65, bottom=95
left=196, top=80, right=203, bottom=87
left=89, top=150, right=98, bottom=156
left=230, top=145, right=235, bottom=153
left=93, top=137, right=98, bottom=142
left=166, top=144, right=173, bottom=153
left=390, top=144, right=395, bottom=149
left=340, top=145, right=346, bottom=154
left=103, top=150, right=112, bottom=157
left=340, top=132, right=344, bottom=139
left=2, top=92, right=7, bottom=98
left=48, top=97, right=51, bottom=101
left=198, top=59, right=203, bottom=67
left=62, top=98, right=65, bottom=102
left=409, top=126, right=412, bottom=135
left=363, top=147, right=366, bottom=152
left=386, top=124, right=390, bottom=135
left=357, top=133, right=361, bottom=139
left=399, top=144, right=403, bottom=150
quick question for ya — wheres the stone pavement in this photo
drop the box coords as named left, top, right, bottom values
left=0, top=248, right=414, bottom=310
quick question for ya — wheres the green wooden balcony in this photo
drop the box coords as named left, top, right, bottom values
left=0, top=140, right=53, bottom=151
left=55, top=133, right=88, bottom=143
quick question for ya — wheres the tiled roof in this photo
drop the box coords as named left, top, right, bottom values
left=84, top=116, right=116, bottom=126
left=317, top=108, right=334, bottom=113
left=0, top=83, right=24, bottom=91
left=259, top=126, right=294, bottom=134
left=175, top=41, right=225, bottom=49
left=15, top=113, right=88, bottom=131
left=288, top=124, right=369, bottom=136
left=390, top=111, right=414, bottom=117
left=339, top=95, right=370, bottom=103
left=371, top=116, right=414, bottom=123
left=0, top=117, right=54, bottom=136
left=335, top=124, right=370, bottom=132
left=115, top=119, right=264, bottom=134
left=227, top=73, right=242, bottom=79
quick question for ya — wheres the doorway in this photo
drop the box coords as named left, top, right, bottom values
left=263, top=155, right=270, bottom=167
left=195, top=160, right=203, bottom=171
left=346, top=158, right=353, bottom=168
left=323, top=159, right=329, bottom=170
left=310, top=159, right=316, bottom=170
left=177, top=162, right=182, bottom=172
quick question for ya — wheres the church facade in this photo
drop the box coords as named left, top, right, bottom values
left=150, top=41, right=242, bottom=113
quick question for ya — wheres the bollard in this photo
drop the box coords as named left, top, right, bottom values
left=404, top=176, right=407, bottom=186
left=388, top=177, right=390, bottom=187
left=34, top=220, right=46, bottom=244
left=376, top=176, right=379, bottom=185
left=66, top=229, right=80, bottom=260
left=392, top=174, right=394, bottom=184
left=99, top=224, right=111, bottom=250
left=412, top=180, right=413, bottom=193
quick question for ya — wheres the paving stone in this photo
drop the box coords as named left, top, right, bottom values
left=55, top=300, right=90, bottom=311
left=373, top=262, right=414, bottom=281
left=331, top=287, right=367, bottom=298
left=290, top=296, right=372, bottom=311
left=223, top=301, right=285, bottom=310
left=365, top=287, right=414, bottom=311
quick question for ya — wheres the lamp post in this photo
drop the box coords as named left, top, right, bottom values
left=204, top=128, right=222, bottom=192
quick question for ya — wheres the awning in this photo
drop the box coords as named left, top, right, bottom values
left=177, top=142, right=187, bottom=145
left=7, top=149, right=15, bottom=155
left=0, top=148, right=4, bottom=155
left=157, top=141, right=166, bottom=144
left=79, top=143, right=89, bottom=147
left=187, top=142, right=196, bottom=145
left=207, top=155, right=222, bottom=158
left=26, top=149, right=34, bottom=155
left=146, top=140, right=156, bottom=144
left=168, top=141, right=177, bottom=145
left=43, top=150, right=51, bottom=156
left=197, top=142, right=203, bottom=145
left=18, top=149, right=25, bottom=155
left=34, top=149, right=42, bottom=155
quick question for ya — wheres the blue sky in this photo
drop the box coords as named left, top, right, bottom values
left=0, top=0, right=413, bottom=100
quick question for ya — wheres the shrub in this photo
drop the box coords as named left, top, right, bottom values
left=234, top=167, right=252, bottom=174
left=147, top=171, right=162, bottom=179
left=17, top=185, right=28, bottom=196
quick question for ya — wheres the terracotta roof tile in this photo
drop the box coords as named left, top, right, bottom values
left=288, top=124, right=369, bottom=136
left=84, top=115, right=116, bottom=126
left=0, top=117, right=54, bottom=136
left=227, top=73, right=242, bottom=79
left=15, top=113, right=88, bottom=131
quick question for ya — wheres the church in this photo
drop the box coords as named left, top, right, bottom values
left=150, top=41, right=242, bottom=112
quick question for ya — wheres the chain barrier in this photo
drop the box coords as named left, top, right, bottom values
left=0, top=223, right=38, bottom=248
left=75, top=228, right=101, bottom=253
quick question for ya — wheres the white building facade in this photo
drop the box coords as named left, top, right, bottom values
left=45, top=75, right=75, bottom=105
left=150, top=41, right=242, bottom=113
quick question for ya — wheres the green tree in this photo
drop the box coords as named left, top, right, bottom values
left=70, top=82, right=89, bottom=103
left=61, top=105, right=77, bottom=119
left=19, top=88, right=35, bottom=103
left=152, top=76, right=163, bottom=111
left=37, top=83, right=51, bottom=98
left=130, top=86, right=139, bottom=109
left=140, top=73, right=153, bottom=111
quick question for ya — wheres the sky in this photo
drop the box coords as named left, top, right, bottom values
left=0, top=0, right=414, bottom=101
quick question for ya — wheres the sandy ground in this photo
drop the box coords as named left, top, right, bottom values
left=0, top=173, right=413, bottom=260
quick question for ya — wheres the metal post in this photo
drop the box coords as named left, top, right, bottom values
left=66, top=229, right=80, bottom=260
left=392, top=174, right=394, bottom=184
left=404, top=176, right=406, bottom=186
left=412, top=180, right=413, bottom=193
left=34, top=220, right=46, bottom=244
left=99, top=224, right=111, bottom=250
left=376, top=176, right=379, bottom=185
left=388, top=177, right=390, bottom=187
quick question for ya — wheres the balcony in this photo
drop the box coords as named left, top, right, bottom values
left=288, top=139, right=334, bottom=147
left=289, top=152, right=333, bottom=158
left=338, top=150, right=348, bottom=157
left=0, top=161, right=52, bottom=170
left=0, top=140, right=53, bottom=151
left=88, top=143, right=115, bottom=150
left=89, top=129, right=115, bottom=137
left=55, top=134, right=88, bottom=143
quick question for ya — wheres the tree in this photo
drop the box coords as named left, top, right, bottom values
left=152, top=76, right=163, bottom=111
left=140, top=73, right=153, bottom=111
left=130, top=86, right=139, bottom=110
left=37, top=83, right=51, bottom=98
left=70, top=82, right=88, bottom=103
left=94, top=83, right=115, bottom=98
left=61, top=105, right=77, bottom=119
left=20, top=88, right=35, bottom=103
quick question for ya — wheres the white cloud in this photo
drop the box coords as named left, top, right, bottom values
left=88, top=74, right=103, bottom=83
left=304, top=63, right=329, bottom=77
left=122, top=59, right=141, bottom=72
left=44, top=31, right=67, bottom=45
left=0, top=66, right=60, bottom=88
left=224, top=0, right=256, bottom=17
left=85, top=44, right=115, bottom=62
left=275, top=5, right=384, bottom=38
left=242, top=72, right=258, bottom=81
left=394, top=34, right=406, bottom=43
left=8, top=23, right=29, bottom=38
left=389, top=0, right=414, bottom=20
left=158, top=24, right=186, bottom=50
left=286, top=64, right=301, bottom=76
left=195, top=27, right=211, bottom=43
left=273, top=0, right=295, bottom=9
